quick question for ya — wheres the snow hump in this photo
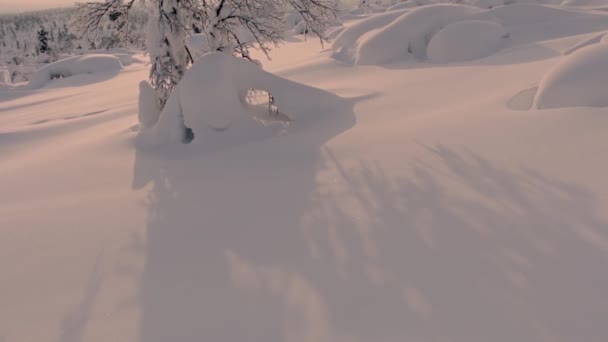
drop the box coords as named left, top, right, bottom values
left=333, top=4, right=483, bottom=65
left=534, top=43, right=608, bottom=109
left=138, top=52, right=344, bottom=146
left=27, top=54, right=123, bottom=89
left=427, top=20, right=509, bottom=63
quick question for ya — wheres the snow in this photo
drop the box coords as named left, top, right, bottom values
left=387, top=1, right=420, bottom=10
left=352, top=4, right=483, bottom=64
left=427, top=20, right=509, bottom=63
left=138, top=81, right=161, bottom=128
left=534, top=43, right=608, bottom=108
left=332, top=8, right=409, bottom=63
left=138, top=52, right=346, bottom=147
left=469, top=0, right=504, bottom=8
left=3, top=3, right=608, bottom=342
left=26, top=54, right=124, bottom=89
left=0, top=68, right=11, bottom=90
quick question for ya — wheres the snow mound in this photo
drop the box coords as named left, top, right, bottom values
left=534, top=43, right=608, bottom=109
left=332, top=9, right=409, bottom=63
left=601, top=33, right=608, bottom=43
left=27, top=54, right=123, bottom=89
left=427, top=20, right=509, bottom=63
left=354, top=4, right=483, bottom=65
left=138, top=52, right=344, bottom=146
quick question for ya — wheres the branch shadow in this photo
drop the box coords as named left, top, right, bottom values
left=57, top=253, right=104, bottom=342
left=301, top=144, right=608, bottom=342
left=132, top=117, right=608, bottom=342
left=131, top=91, right=362, bottom=342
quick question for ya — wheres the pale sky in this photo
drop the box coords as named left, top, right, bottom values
left=0, top=0, right=77, bottom=13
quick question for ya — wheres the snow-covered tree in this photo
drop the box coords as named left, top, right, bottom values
left=75, top=0, right=337, bottom=108
left=37, top=26, right=49, bottom=54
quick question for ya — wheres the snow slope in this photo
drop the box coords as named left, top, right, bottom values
left=2, top=5, right=608, bottom=342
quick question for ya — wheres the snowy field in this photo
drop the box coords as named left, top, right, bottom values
left=2, top=2, right=608, bottom=342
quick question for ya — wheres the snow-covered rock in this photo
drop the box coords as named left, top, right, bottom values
left=27, top=54, right=123, bottom=89
left=354, top=4, right=483, bottom=64
left=138, top=52, right=344, bottom=146
left=534, top=43, right=608, bottom=109
left=427, top=20, right=509, bottom=63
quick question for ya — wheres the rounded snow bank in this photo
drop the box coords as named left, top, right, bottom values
left=427, top=20, right=508, bottom=63
left=339, top=4, right=483, bottom=65
left=479, top=3, right=588, bottom=25
left=332, top=9, right=409, bottom=63
left=138, top=52, right=345, bottom=146
left=534, top=44, right=608, bottom=109
left=28, top=54, right=123, bottom=89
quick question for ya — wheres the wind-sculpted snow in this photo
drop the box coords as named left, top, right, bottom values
left=332, top=8, right=409, bottom=64
left=427, top=20, right=509, bottom=63
left=534, top=43, right=608, bottom=109
left=333, top=3, right=608, bottom=65
left=354, top=4, right=483, bottom=64
left=333, top=4, right=483, bottom=64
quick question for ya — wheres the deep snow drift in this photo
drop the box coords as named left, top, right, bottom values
left=333, top=2, right=608, bottom=65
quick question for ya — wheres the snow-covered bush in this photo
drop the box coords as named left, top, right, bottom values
left=427, top=20, right=509, bottom=63
left=27, top=54, right=123, bottom=89
left=534, top=44, right=608, bottom=109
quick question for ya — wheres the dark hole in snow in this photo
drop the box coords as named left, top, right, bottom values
left=50, top=72, right=71, bottom=80
left=183, top=127, right=195, bottom=144
left=244, top=88, right=291, bottom=124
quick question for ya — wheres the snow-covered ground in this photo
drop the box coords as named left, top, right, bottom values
left=2, top=3, right=608, bottom=342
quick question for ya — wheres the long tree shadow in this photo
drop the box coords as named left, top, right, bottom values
left=132, top=90, right=364, bottom=342
left=301, top=144, right=608, bottom=342
left=133, top=127, right=608, bottom=342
